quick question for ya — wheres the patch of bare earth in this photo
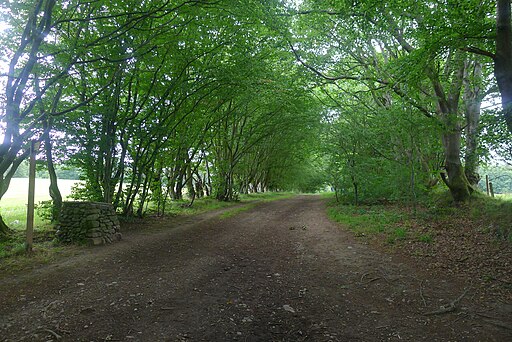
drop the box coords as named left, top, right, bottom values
left=0, top=196, right=510, bottom=341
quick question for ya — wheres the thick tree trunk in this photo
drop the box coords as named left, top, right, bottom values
left=463, top=60, right=482, bottom=186
left=441, top=129, right=471, bottom=202
left=0, top=0, right=56, bottom=207
left=496, top=0, right=512, bottom=134
left=428, top=53, right=471, bottom=202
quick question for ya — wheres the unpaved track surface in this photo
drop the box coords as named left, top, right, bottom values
left=1, top=196, right=510, bottom=341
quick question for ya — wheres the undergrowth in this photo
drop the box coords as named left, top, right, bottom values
left=327, top=204, right=408, bottom=243
left=326, top=190, right=512, bottom=243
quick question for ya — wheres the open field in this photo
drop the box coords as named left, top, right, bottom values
left=496, top=193, right=512, bottom=200
left=0, top=178, right=80, bottom=231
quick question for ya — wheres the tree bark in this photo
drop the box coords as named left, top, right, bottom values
left=495, top=0, right=512, bottom=134
left=441, top=127, right=471, bottom=202
left=186, top=161, right=195, bottom=200
left=427, top=54, right=471, bottom=202
left=44, top=127, right=62, bottom=222
left=463, top=60, right=483, bottom=186
left=0, top=215, right=11, bottom=239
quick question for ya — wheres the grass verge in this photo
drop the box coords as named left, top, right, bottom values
left=326, top=203, right=408, bottom=243
left=219, top=192, right=296, bottom=219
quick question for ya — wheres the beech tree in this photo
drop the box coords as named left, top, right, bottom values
left=290, top=0, right=496, bottom=202
left=2, top=0, right=510, bottom=239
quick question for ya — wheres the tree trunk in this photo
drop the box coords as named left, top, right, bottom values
left=428, top=53, right=471, bottom=202
left=175, top=179, right=184, bottom=200
left=45, top=129, right=62, bottom=222
left=353, top=181, right=359, bottom=206
left=0, top=215, right=10, bottom=239
left=205, top=160, right=212, bottom=196
left=496, top=0, right=512, bottom=134
left=0, top=0, right=56, bottom=205
left=441, top=128, right=471, bottom=202
left=463, top=60, right=482, bottom=186
left=186, top=162, right=195, bottom=200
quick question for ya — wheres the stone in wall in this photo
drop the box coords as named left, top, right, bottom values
left=56, top=201, right=122, bottom=246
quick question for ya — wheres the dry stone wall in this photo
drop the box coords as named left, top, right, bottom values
left=56, top=202, right=122, bottom=245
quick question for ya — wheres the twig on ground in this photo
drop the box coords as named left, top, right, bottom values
left=419, top=280, right=427, bottom=307
left=364, top=277, right=382, bottom=285
left=43, top=328, right=62, bottom=340
left=424, top=282, right=472, bottom=316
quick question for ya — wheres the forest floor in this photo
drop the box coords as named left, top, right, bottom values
left=0, top=195, right=511, bottom=341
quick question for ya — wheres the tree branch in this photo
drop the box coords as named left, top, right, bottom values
left=462, top=46, right=496, bottom=60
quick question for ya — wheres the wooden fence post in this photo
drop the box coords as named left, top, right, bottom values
left=25, top=140, right=40, bottom=253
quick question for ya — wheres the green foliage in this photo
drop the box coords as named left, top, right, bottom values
left=322, top=94, right=444, bottom=204
left=69, top=182, right=104, bottom=202
left=0, top=0, right=508, bottom=217
left=35, top=201, right=54, bottom=223
left=479, top=110, right=512, bottom=165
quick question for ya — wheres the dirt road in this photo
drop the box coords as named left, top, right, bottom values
left=0, top=196, right=510, bottom=341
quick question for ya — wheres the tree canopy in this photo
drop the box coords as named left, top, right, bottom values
left=1, top=0, right=512, bottom=233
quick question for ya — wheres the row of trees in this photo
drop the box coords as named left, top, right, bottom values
left=289, top=0, right=512, bottom=204
left=2, top=0, right=512, bottom=237
left=0, top=0, right=323, bottom=236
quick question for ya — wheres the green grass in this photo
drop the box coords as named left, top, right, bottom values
left=327, top=204, right=405, bottom=238
left=495, top=193, right=512, bottom=201
left=220, top=204, right=256, bottom=219
left=162, top=192, right=296, bottom=217
left=216, top=192, right=297, bottom=219
left=0, top=198, right=52, bottom=231
left=327, top=190, right=512, bottom=244
left=0, top=178, right=79, bottom=232
left=0, top=237, right=76, bottom=276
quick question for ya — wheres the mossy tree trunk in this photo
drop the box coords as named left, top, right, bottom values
left=440, top=117, right=471, bottom=203
left=428, top=54, right=472, bottom=203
